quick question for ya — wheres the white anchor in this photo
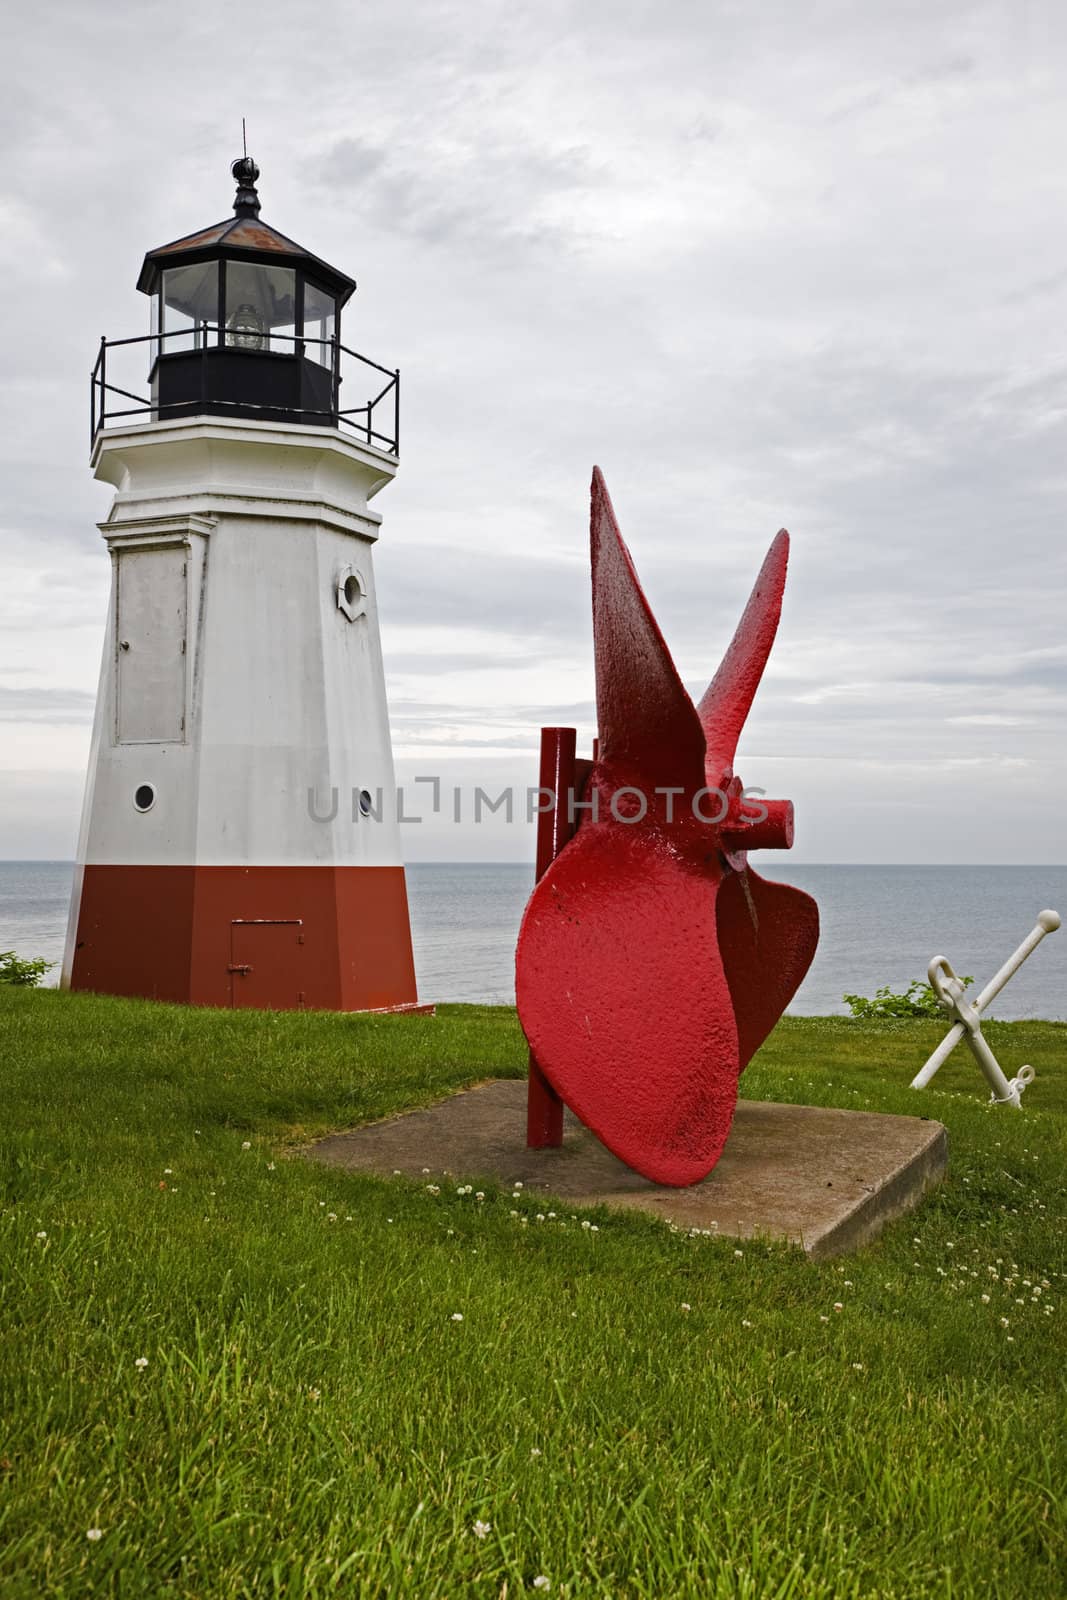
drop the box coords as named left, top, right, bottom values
left=910, top=909, right=1060, bottom=1108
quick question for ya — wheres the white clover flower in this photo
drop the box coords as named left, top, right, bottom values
left=536, top=1214, right=545, bottom=1223
left=134, top=1356, right=148, bottom=1369
left=533, top=1579, right=551, bottom=1591
left=733, top=1249, right=744, bottom=1258
left=163, top=1169, right=172, bottom=1176
left=451, top=1312, right=464, bottom=1322
left=833, top=1302, right=844, bottom=1313
left=472, top=1520, right=490, bottom=1539
left=327, top=1213, right=338, bottom=1223
left=852, top=1362, right=864, bottom=1371
left=86, top=1528, right=103, bottom=1542
left=530, top=1446, right=542, bottom=1457
left=1000, top=1317, right=1010, bottom=1327
left=819, top=1315, right=829, bottom=1323
left=307, top=1387, right=321, bottom=1401
left=35, top=1231, right=47, bottom=1241
left=680, top=1303, right=691, bottom=1312
left=426, top=1185, right=440, bottom=1196
left=241, top=1141, right=251, bottom=1150
left=421, top=1167, right=430, bottom=1174
left=741, top=1319, right=753, bottom=1328
left=267, top=1162, right=276, bottom=1172
left=513, top=1181, right=523, bottom=1190
left=475, top=1192, right=485, bottom=1201
left=581, top=1220, right=591, bottom=1230
left=981, top=1294, right=990, bottom=1303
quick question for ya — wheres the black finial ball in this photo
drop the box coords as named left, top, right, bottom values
left=232, top=155, right=260, bottom=186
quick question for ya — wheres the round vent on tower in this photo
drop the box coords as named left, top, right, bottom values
left=337, top=566, right=367, bottom=621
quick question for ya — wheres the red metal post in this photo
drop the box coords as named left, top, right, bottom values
left=526, top=726, right=577, bottom=1147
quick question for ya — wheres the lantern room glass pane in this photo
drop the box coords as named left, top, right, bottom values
left=162, top=262, right=219, bottom=352
left=302, top=281, right=337, bottom=368
left=225, top=263, right=297, bottom=352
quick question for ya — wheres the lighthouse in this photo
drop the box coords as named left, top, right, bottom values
left=62, top=156, right=419, bottom=1012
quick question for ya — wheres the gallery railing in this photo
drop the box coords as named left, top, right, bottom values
left=90, top=326, right=400, bottom=455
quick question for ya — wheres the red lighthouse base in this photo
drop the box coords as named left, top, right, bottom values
left=67, top=865, right=418, bottom=1011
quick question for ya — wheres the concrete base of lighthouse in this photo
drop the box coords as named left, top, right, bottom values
left=67, top=864, right=416, bottom=1010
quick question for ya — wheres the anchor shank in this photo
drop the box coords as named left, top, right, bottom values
left=965, top=1027, right=1025, bottom=1109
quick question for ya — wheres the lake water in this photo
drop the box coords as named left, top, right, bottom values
left=1, top=861, right=1064, bottom=1019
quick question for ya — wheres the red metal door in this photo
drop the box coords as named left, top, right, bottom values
left=229, top=920, right=305, bottom=1010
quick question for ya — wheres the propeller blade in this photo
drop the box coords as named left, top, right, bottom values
left=516, top=820, right=739, bottom=1186
left=697, top=530, right=789, bottom=785
left=591, top=467, right=706, bottom=789
left=714, top=865, right=819, bottom=1071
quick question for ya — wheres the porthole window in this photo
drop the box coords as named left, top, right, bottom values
left=134, top=783, right=156, bottom=812
left=358, top=788, right=374, bottom=817
left=336, top=565, right=366, bottom=622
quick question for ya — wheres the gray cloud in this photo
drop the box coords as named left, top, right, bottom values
left=2, top=0, right=1066, bottom=861
left=0, top=687, right=95, bottom=723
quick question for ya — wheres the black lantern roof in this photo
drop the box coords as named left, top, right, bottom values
left=135, top=158, right=356, bottom=306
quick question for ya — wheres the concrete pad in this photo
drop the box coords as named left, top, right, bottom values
left=310, top=1080, right=947, bottom=1259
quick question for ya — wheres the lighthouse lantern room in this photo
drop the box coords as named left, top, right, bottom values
left=64, top=157, right=419, bottom=1012
left=136, top=156, right=356, bottom=430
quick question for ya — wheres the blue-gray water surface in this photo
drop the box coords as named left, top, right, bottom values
left=1, top=861, right=1064, bottom=1019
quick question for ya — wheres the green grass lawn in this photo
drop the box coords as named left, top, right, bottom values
left=1, top=987, right=1064, bottom=1599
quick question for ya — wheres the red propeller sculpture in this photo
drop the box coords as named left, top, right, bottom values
left=515, top=469, right=819, bottom=1187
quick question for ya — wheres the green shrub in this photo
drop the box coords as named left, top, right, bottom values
left=842, top=976, right=973, bottom=1019
left=0, top=951, right=55, bottom=987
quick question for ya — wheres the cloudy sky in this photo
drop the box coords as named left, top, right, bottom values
left=2, top=0, right=1065, bottom=862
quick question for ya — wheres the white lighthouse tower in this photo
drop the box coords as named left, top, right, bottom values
left=63, top=156, right=419, bottom=1012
